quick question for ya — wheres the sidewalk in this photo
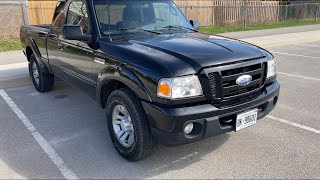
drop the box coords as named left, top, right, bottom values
left=0, top=51, right=31, bottom=89
left=220, top=24, right=320, bottom=39
left=220, top=24, right=320, bottom=48
left=241, top=29, right=320, bottom=48
left=0, top=51, right=25, bottom=65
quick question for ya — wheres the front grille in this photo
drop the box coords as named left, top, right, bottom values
left=221, top=63, right=265, bottom=99
left=203, top=60, right=267, bottom=107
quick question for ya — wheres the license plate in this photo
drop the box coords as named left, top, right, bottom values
left=236, top=109, right=258, bottom=132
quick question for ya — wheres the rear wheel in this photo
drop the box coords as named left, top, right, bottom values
left=29, top=54, right=54, bottom=92
left=106, top=88, right=155, bottom=161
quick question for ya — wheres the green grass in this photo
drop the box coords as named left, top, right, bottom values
left=0, top=39, right=22, bottom=52
left=200, top=20, right=320, bottom=34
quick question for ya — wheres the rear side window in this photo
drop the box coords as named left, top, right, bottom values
left=66, top=0, right=90, bottom=33
left=52, top=2, right=66, bottom=29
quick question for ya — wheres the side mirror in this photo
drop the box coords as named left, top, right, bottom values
left=63, top=25, right=92, bottom=42
left=190, top=20, right=200, bottom=30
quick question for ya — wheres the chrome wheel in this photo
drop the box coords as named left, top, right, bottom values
left=112, top=105, right=135, bottom=148
left=32, top=62, right=40, bottom=86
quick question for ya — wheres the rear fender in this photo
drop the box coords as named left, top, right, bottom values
left=25, top=37, right=50, bottom=73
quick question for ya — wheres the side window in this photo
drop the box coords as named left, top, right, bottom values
left=153, top=3, right=180, bottom=25
left=66, top=1, right=90, bottom=33
left=109, top=5, right=126, bottom=26
left=153, top=3, right=170, bottom=20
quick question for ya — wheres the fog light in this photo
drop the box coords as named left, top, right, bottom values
left=184, top=123, right=194, bottom=135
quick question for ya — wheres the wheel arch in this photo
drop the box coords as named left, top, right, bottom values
left=97, top=65, right=152, bottom=109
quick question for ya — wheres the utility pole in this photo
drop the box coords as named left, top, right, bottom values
left=243, top=0, right=247, bottom=27
left=21, top=0, right=29, bottom=25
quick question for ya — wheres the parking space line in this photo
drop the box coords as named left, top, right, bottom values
left=151, top=152, right=199, bottom=172
left=0, top=90, right=79, bottom=180
left=270, top=51, right=320, bottom=60
left=267, top=115, right=320, bottom=134
left=278, top=72, right=320, bottom=81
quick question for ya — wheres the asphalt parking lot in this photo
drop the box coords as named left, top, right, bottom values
left=0, top=39, right=320, bottom=179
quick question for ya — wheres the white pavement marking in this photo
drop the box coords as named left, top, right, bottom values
left=278, top=72, right=320, bottom=81
left=151, top=152, right=199, bottom=172
left=0, top=90, right=79, bottom=180
left=267, top=115, right=320, bottom=134
left=271, top=51, right=320, bottom=60
left=0, top=62, right=28, bottom=71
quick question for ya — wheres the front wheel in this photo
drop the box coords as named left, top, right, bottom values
left=106, top=88, right=155, bottom=161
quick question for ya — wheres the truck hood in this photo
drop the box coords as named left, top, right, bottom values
left=103, top=32, right=270, bottom=76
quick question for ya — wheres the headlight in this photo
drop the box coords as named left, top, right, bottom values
left=157, top=75, right=203, bottom=99
left=267, top=59, right=277, bottom=79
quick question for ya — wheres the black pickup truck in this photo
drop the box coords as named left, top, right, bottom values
left=20, top=0, right=279, bottom=161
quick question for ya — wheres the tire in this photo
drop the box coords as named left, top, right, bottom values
left=106, top=88, right=155, bottom=161
left=29, top=53, right=54, bottom=92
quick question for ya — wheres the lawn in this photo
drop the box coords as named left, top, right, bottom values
left=200, top=20, right=320, bottom=34
left=0, top=39, right=22, bottom=52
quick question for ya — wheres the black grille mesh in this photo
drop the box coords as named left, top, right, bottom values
left=208, top=73, right=216, bottom=98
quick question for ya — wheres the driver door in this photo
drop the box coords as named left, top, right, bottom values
left=58, top=0, right=96, bottom=98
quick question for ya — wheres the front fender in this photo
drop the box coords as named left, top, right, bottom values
left=97, top=64, right=152, bottom=108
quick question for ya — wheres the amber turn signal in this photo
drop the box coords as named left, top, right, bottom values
left=157, top=79, right=171, bottom=98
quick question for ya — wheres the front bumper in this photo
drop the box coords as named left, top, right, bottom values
left=142, top=80, right=280, bottom=146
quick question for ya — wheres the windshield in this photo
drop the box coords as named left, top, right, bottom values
left=93, top=0, right=194, bottom=36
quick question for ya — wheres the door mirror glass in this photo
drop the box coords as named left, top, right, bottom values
left=63, top=25, right=92, bottom=42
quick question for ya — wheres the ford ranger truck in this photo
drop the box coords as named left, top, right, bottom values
left=20, top=0, right=280, bottom=161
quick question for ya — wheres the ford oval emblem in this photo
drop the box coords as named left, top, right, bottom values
left=236, top=75, right=252, bottom=86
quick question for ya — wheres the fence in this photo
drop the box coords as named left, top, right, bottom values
left=1, top=1, right=320, bottom=39
left=0, top=2, right=26, bottom=39
left=180, top=3, right=320, bottom=27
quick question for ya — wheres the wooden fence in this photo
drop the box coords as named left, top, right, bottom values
left=176, top=0, right=280, bottom=26
left=28, top=1, right=56, bottom=25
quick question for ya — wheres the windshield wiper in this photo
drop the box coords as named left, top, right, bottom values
left=117, top=28, right=136, bottom=32
left=159, top=25, right=197, bottom=32
left=118, top=28, right=162, bottom=34
left=141, top=29, right=162, bottom=34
